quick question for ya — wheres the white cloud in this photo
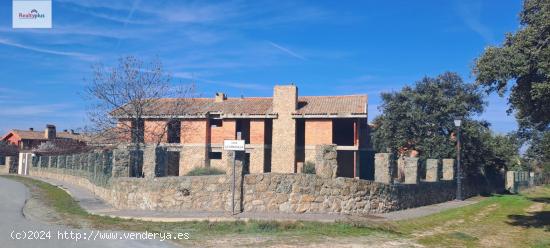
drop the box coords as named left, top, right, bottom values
left=0, top=38, right=97, bottom=61
left=268, top=41, right=306, bottom=60
left=454, top=1, right=495, bottom=44
left=0, top=103, right=72, bottom=116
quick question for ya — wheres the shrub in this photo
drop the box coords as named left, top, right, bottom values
left=186, top=167, right=225, bottom=176
left=302, top=161, right=316, bottom=174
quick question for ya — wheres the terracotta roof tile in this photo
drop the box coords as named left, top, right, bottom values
left=10, top=130, right=83, bottom=141
left=114, top=95, right=367, bottom=118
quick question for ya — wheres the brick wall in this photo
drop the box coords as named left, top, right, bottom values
left=144, top=120, right=167, bottom=143
left=181, top=120, right=209, bottom=144
left=210, top=120, right=236, bottom=144
left=304, top=119, right=332, bottom=145
left=249, top=120, right=265, bottom=144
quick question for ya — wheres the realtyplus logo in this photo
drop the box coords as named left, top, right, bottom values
left=12, top=0, right=52, bottom=29
left=18, top=9, right=45, bottom=19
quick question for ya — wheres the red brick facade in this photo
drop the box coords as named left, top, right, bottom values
left=304, top=119, right=332, bottom=145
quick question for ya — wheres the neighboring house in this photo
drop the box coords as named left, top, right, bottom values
left=0, top=125, right=83, bottom=151
left=113, top=84, right=371, bottom=178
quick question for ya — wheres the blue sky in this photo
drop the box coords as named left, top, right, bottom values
left=0, top=0, right=522, bottom=135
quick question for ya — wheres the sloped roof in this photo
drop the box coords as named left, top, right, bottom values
left=295, top=96, right=367, bottom=116
left=2, top=130, right=84, bottom=141
left=113, top=95, right=367, bottom=118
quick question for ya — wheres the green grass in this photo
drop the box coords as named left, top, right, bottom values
left=0, top=175, right=394, bottom=245
left=3, top=174, right=549, bottom=247
left=397, top=185, right=550, bottom=247
left=185, top=167, right=226, bottom=176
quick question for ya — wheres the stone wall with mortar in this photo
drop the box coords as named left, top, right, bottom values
left=28, top=149, right=487, bottom=215
left=242, top=173, right=483, bottom=214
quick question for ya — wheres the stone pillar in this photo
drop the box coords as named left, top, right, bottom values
left=6, top=156, right=17, bottom=173
left=442, top=159, right=455, bottom=180
left=397, top=155, right=405, bottom=182
left=404, top=157, right=419, bottom=184
left=113, top=148, right=130, bottom=177
left=425, top=159, right=440, bottom=182
left=315, top=144, right=338, bottom=178
left=529, top=172, right=535, bottom=187
left=375, top=153, right=392, bottom=183
left=180, top=146, right=208, bottom=176
left=143, top=145, right=157, bottom=179
left=271, top=85, right=297, bottom=173
left=226, top=151, right=244, bottom=214
left=248, top=146, right=265, bottom=174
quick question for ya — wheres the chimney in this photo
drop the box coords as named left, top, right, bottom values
left=29, top=128, right=34, bottom=131
left=45, top=124, right=56, bottom=140
left=272, top=84, right=298, bottom=114
left=215, top=92, right=226, bottom=102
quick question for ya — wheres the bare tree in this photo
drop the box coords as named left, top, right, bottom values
left=84, top=56, right=195, bottom=177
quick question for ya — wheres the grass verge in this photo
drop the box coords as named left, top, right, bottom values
left=0, top=175, right=396, bottom=246
left=397, top=185, right=550, bottom=247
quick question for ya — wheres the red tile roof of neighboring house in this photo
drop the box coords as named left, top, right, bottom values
left=2, top=129, right=83, bottom=141
left=113, top=95, right=367, bottom=118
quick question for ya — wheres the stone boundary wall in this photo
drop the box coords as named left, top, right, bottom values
left=242, top=173, right=482, bottom=214
left=31, top=169, right=233, bottom=212
left=26, top=149, right=492, bottom=215
left=30, top=167, right=480, bottom=214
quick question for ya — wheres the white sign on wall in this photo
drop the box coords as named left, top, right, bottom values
left=13, top=0, right=52, bottom=29
left=223, top=140, right=245, bottom=151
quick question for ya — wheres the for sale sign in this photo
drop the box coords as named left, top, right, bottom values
left=223, top=140, right=245, bottom=151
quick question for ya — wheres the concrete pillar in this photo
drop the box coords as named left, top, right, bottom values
left=425, top=159, right=440, bottom=182
left=529, top=172, right=535, bottom=187
left=506, top=171, right=516, bottom=193
left=6, top=156, right=17, bottom=174
left=442, top=159, right=455, bottom=180
left=271, top=85, right=297, bottom=173
left=375, top=153, right=392, bottom=184
left=404, top=157, right=419, bottom=184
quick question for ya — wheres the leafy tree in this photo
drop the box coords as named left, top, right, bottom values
left=372, top=72, right=521, bottom=177
left=473, top=0, right=550, bottom=131
left=372, top=72, right=485, bottom=161
left=523, top=130, right=550, bottom=172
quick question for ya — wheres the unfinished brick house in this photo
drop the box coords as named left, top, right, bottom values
left=115, top=85, right=370, bottom=178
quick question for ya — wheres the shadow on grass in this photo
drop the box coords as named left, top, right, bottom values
left=507, top=211, right=550, bottom=231
left=528, top=197, right=550, bottom=204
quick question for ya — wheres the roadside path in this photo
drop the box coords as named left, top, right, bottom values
left=29, top=175, right=479, bottom=222
left=0, top=176, right=179, bottom=248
